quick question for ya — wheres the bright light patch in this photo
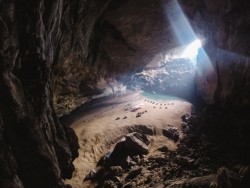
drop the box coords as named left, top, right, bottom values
left=182, top=39, right=201, bottom=59
left=166, top=0, right=214, bottom=75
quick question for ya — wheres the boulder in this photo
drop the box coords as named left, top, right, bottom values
left=240, top=165, right=250, bottom=187
left=162, top=128, right=179, bottom=142
left=109, top=166, right=123, bottom=176
left=101, top=132, right=151, bottom=167
left=125, top=167, right=142, bottom=180
left=104, top=180, right=117, bottom=188
left=122, top=133, right=150, bottom=154
left=128, top=125, right=155, bottom=136
left=175, top=155, right=195, bottom=167
left=157, top=146, right=169, bottom=153
left=123, top=182, right=136, bottom=188
left=184, top=174, right=217, bottom=187
left=181, top=114, right=190, bottom=123
left=216, top=167, right=241, bottom=188
left=84, top=169, right=97, bottom=181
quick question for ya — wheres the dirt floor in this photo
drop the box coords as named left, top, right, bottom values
left=64, top=91, right=250, bottom=188
left=64, top=91, right=193, bottom=187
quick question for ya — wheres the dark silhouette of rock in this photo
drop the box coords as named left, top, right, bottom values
left=125, top=167, right=142, bottom=180
left=162, top=128, right=179, bottom=142
left=128, top=125, right=154, bottom=136
left=109, top=166, right=123, bottom=176
left=101, top=132, right=151, bottom=167
left=84, top=169, right=97, bottom=181
left=0, top=1, right=80, bottom=187
left=157, top=146, right=169, bottom=153
left=216, top=167, right=241, bottom=188
left=104, top=180, right=117, bottom=188
left=184, top=174, right=217, bottom=187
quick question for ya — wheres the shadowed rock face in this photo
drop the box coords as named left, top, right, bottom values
left=180, top=0, right=250, bottom=108
left=54, top=0, right=250, bottom=112
left=0, top=0, right=82, bottom=187
left=0, top=0, right=250, bottom=187
left=52, top=0, right=176, bottom=114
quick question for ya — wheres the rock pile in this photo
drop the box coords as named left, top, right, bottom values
left=84, top=132, right=152, bottom=186
left=83, top=113, right=250, bottom=188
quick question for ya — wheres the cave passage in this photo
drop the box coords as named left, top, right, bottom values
left=1, top=0, right=250, bottom=188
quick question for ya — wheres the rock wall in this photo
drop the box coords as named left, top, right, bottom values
left=180, top=0, right=250, bottom=108
left=52, top=0, right=177, bottom=113
left=1, top=0, right=250, bottom=187
left=54, top=0, right=250, bottom=111
left=0, top=0, right=79, bottom=187
left=52, top=0, right=112, bottom=113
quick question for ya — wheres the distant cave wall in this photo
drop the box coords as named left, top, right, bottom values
left=97, top=0, right=250, bottom=109
left=180, top=0, right=250, bottom=108
left=52, top=0, right=250, bottom=113
left=52, top=0, right=178, bottom=112
left=52, top=0, right=112, bottom=104
left=0, top=0, right=79, bottom=188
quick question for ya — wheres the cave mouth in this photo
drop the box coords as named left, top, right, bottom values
left=127, top=39, right=203, bottom=104
left=182, top=39, right=202, bottom=62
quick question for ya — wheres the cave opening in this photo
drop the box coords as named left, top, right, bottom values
left=127, top=38, right=203, bottom=104
left=1, top=0, right=250, bottom=188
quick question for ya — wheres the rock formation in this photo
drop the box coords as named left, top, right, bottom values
left=1, top=0, right=250, bottom=187
left=0, top=0, right=81, bottom=187
left=179, top=0, right=250, bottom=107
left=52, top=0, right=250, bottom=112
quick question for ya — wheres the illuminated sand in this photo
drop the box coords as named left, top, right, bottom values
left=66, top=91, right=193, bottom=187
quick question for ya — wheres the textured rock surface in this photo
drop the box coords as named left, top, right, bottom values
left=1, top=0, right=250, bottom=187
left=53, top=0, right=250, bottom=112
left=100, top=132, right=151, bottom=167
left=87, top=112, right=250, bottom=188
left=0, top=0, right=79, bottom=187
left=52, top=0, right=113, bottom=116
left=180, top=0, right=250, bottom=107
left=52, top=0, right=176, bottom=114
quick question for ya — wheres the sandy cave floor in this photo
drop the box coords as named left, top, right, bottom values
left=64, top=91, right=193, bottom=188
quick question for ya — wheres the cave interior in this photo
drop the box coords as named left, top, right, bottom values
left=0, top=0, right=250, bottom=188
